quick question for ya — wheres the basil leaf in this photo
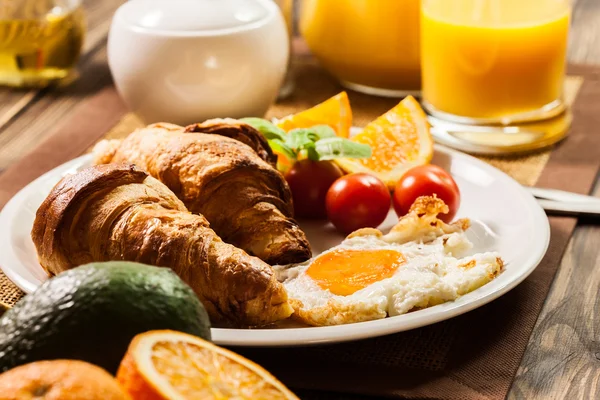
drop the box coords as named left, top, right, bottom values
left=314, top=138, right=372, bottom=160
left=240, top=118, right=287, bottom=141
left=241, top=119, right=369, bottom=162
left=286, top=128, right=320, bottom=149
left=310, top=125, right=337, bottom=139
left=298, top=141, right=319, bottom=161
left=268, top=139, right=297, bottom=161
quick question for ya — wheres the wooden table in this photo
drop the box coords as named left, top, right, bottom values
left=0, top=1, right=598, bottom=398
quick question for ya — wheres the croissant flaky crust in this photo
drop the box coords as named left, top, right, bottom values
left=185, top=118, right=278, bottom=166
left=31, top=163, right=293, bottom=326
left=92, top=121, right=311, bottom=266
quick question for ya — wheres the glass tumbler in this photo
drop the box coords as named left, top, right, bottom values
left=0, top=0, right=85, bottom=87
left=421, top=0, right=571, bottom=125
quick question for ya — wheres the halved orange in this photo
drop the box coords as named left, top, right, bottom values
left=276, top=92, right=352, bottom=138
left=117, top=330, right=298, bottom=400
left=334, top=96, right=433, bottom=189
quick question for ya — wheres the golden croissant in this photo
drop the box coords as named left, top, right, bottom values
left=92, top=120, right=311, bottom=265
left=31, top=163, right=293, bottom=326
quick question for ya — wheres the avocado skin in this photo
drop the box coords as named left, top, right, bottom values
left=0, top=262, right=211, bottom=373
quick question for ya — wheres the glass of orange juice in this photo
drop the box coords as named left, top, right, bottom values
left=421, top=0, right=571, bottom=125
left=299, top=0, right=421, bottom=97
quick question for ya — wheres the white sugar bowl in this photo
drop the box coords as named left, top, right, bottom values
left=108, top=0, right=289, bottom=125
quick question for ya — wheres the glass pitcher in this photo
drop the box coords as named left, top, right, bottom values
left=299, top=0, right=421, bottom=97
left=0, top=0, right=85, bottom=87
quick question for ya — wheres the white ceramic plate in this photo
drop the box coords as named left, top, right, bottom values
left=0, top=145, right=549, bottom=346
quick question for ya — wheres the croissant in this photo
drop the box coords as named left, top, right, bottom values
left=92, top=120, right=311, bottom=266
left=31, top=163, right=293, bottom=326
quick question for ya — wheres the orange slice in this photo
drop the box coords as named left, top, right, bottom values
left=117, top=330, right=298, bottom=400
left=334, top=96, right=433, bottom=189
left=276, top=92, right=352, bottom=137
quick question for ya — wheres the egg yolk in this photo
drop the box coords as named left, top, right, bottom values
left=306, top=249, right=406, bottom=296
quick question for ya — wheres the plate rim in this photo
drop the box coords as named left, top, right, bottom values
left=0, top=145, right=550, bottom=346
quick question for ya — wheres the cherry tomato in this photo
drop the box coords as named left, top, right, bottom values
left=285, top=160, right=344, bottom=219
left=326, top=173, right=391, bottom=234
left=393, top=165, right=460, bottom=223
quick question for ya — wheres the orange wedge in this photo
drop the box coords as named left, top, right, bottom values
left=117, top=330, right=298, bottom=400
left=276, top=92, right=352, bottom=137
left=334, top=96, right=433, bottom=189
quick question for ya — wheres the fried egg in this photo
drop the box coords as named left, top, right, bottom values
left=275, top=196, right=504, bottom=326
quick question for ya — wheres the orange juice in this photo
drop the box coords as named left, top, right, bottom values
left=300, top=0, right=421, bottom=95
left=421, top=0, right=570, bottom=122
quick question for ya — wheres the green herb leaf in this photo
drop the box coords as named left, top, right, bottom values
left=240, top=118, right=287, bottom=141
left=310, top=125, right=337, bottom=139
left=241, top=118, right=371, bottom=165
left=268, top=139, right=297, bottom=161
left=306, top=147, right=320, bottom=161
left=286, top=128, right=320, bottom=150
left=297, top=141, right=320, bottom=161
left=314, top=137, right=372, bottom=160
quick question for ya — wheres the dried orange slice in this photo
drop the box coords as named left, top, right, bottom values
left=276, top=92, right=352, bottom=137
left=334, top=96, right=433, bottom=189
left=117, top=330, right=298, bottom=400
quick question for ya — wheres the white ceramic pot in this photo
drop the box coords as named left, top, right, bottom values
left=108, top=0, right=289, bottom=125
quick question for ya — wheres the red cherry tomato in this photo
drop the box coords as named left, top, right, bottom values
left=393, top=165, right=460, bottom=223
left=326, top=173, right=391, bottom=234
left=285, top=160, right=344, bottom=219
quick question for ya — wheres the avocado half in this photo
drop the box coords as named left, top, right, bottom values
left=0, top=262, right=211, bottom=373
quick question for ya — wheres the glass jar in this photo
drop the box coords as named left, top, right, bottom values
left=299, top=0, right=421, bottom=97
left=0, top=0, right=85, bottom=87
left=421, top=0, right=570, bottom=125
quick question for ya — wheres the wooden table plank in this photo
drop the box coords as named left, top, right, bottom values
left=0, top=46, right=112, bottom=171
left=509, top=209, right=600, bottom=399
left=80, top=0, right=126, bottom=54
left=509, top=188, right=600, bottom=399
left=569, top=0, right=600, bottom=64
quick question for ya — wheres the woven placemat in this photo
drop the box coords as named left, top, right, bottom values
left=0, top=272, right=22, bottom=314
left=0, top=58, right=598, bottom=400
